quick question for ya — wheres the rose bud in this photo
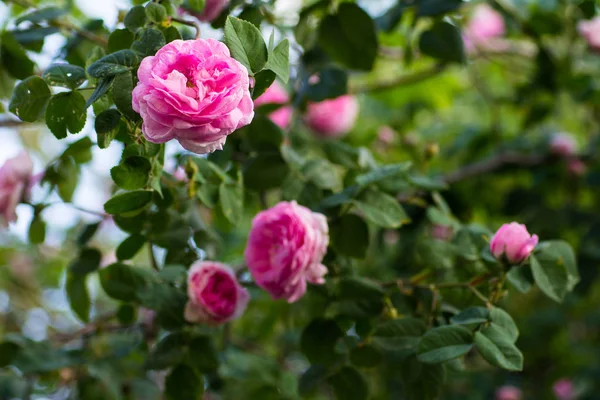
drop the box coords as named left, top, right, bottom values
left=490, top=222, right=538, bottom=264
left=0, top=151, right=34, bottom=227
left=185, top=261, right=249, bottom=325
left=132, top=39, right=254, bottom=154
left=304, top=95, right=359, bottom=138
left=245, top=201, right=329, bottom=303
left=254, top=81, right=293, bottom=130
left=495, top=385, right=523, bottom=400
left=578, top=17, right=600, bottom=52
left=463, top=4, right=505, bottom=52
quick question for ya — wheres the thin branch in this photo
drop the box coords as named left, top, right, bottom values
left=51, top=312, right=117, bottom=343
left=171, top=16, right=201, bottom=39
left=0, top=119, right=26, bottom=128
left=69, top=204, right=109, bottom=219
left=350, top=63, right=447, bottom=94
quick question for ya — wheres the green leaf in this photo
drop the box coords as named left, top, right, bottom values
left=401, top=360, right=446, bottom=400
left=224, top=16, right=268, bottom=74
left=299, top=365, right=329, bottom=397
left=108, top=29, right=135, bottom=53
left=131, top=28, right=166, bottom=58
left=302, top=159, right=344, bottom=191
left=245, top=113, right=283, bottom=151
left=77, top=222, right=101, bottom=247
left=1, top=31, right=35, bottom=79
left=350, top=345, right=382, bottom=368
left=62, top=137, right=93, bottom=164
left=163, top=26, right=182, bottom=43
left=104, top=190, right=153, bottom=216
left=66, top=273, right=90, bottom=322
left=146, top=3, right=167, bottom=23
left=43, top=157, right=80, bottom=202
left=419, top=20, right=465, bottom=64
left=165, top=365, right=203, bottom=400
left=43, top=64, right=86, bottom=89
left=537, top=240, right=579, bottom=291
left=99, top=262, right=151, bottom=302
left=95, top=109, right=122, bottom=148
left=125, top=6, right=148, bottom=32
left=301, top=319, right=344, bottom=366
left=219, top=182, right=243, bottom=225
left=330, top=214, right=369, bottom=258
left=187, top=336, right=219, bottom=373
left=474, top=325, right=523, bottom=371
left=374, top=318, right=427, bottom=337
left=338, top=277, right=384, bottom=300
left=408, top=175, right=448, bottom=190
left=85, top=76, right=114, bottom=109
left=87, top=50, right=139, bottom=79
left=188, top=0, right=206, bottom=13
left=353, top=189, right=409, bottom=229
left=317, top=3, right=378, bottom=71
left=69, top=248, right=102, bottom=275
left=45, top=92, right=87, bottom=139
left=15, top=6, right=67, bottom=25
left=28, top=215, right=46, bottom=244
left=145, top=333, right=188, bottom=370
left=489, top=308, right=519, bottom=342
left=265, top=38, right=289, bottom=83
left=355, top=163, right=412, bottom=187
left=113, top=71, right=138, bottom=121
left=530, top=254, right=568, bottom=303
left=111, top=156, right=152, bottom=190
left=0, top=342, right=21, bottom=367
left=244, top=153, right=289, bottom=191
left=417, top=0, right=464, bottom=16
left=506, top=265, right=534, bottom=293
left=116, top=235, right=147, bottom=260
left=327, top=366, right=369, bottom=400
left=9, top=76, right=51, bottom=122
left=417, top=325, right=474, bottom=364
left=304, top=67, right=348, bottom=102
left=450, top=307, right=490, bottom=325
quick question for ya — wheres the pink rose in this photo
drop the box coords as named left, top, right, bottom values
left=495, top=385, right=523, bottom=400
left=553, top=379, right=575, bottom=400
left=245, top=201, right=329, bottom=303
left=568, top=159, right=586, bottom=176
left=254, top=81, right=293, bottom=129
left=0, top=151, right=33, bottom=227
left=173, top=167, right=188, bottom=182
left=490, top=222, right=539, bottom=264
left=431, top=224, right=453, bottom=241
left=132, top=39, right=254, bottom=154
left=304, top=95, right=359, bottom=138
left=550, top=133, right=577, bottom=157
left=464, top=4, right=505, bottom=52
left=578, top=17, right=600, bottom=51
left=185, top=261, right=249, bottom=325
left=377, top=126, right=396, bottom=145
left=187, top=0, right=229, bottom=22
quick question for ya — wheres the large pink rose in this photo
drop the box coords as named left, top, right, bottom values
left=244, top=201, right=329, bottom=303
left=0, top=151, right=33, bottom=227
left=578, top=17, right=600, bottom=51
left=550, top=133, right=577, bottom=157
left=187, top=0, right=229, bottom=22
left=132, top=39, right=254, bottom=154
left=304, top=95, right=359, bottom=138
left=495, top=385, right=523, bottom=400
left=254, top=81, right=293, bottom=129
left=185, top=261, right=249, bottom=325
left=490, top=222, right=539, bottom=264
left=464, top=4, right=505, bottom=52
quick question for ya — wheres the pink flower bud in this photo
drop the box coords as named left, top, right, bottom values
left=464, top=4, right=505, bottom=52
left=553, top=379, right=575, bottom=400
left=186, top=0, right=229, bottom=22
left=431, top=224, right=453, bottom=241
left=132, top=39, right=254, bottom=154
left=495, top=385, right=523, bottom=400
left=173, top=167, right=188, bottom=182
left=254, top=81, right=293, bottom=130
left=377, top=126, right=396, bottom=144
left=568, top=159, right=586, bottom=176
left=578, top=17, right=600, bottom=52
left=490, top=222, right=539, bottom=264
left=0, top=151, right=33, bottom=227
left=550, top=133, right=577, bottom=157
left=245, top=201, right=329, bottom=303
left=185, top=261, right=249, bottom=325
left=304, top=95, right=359, bottom=138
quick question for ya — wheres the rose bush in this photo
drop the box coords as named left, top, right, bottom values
left=0, top=0, right=596, bottom=399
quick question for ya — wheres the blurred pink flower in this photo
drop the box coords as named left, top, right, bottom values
left=568, top=159, right=586, bottom=176
left=431, top=224, right=454, bottom=241
left=245, top=201, right=329, bottom=303
left=464, top=4, right=505, bottom=52
left=254, top=81, right=293, bottom=129
left=173, top=167, right=188, bottom=182
left=550, top=133, right=577, bottom=157
left=495, top=385, right=523, bottom=400
left=578, top=17, right=600, bottom=51
left=377, top=126, right=396, bottom=144
left=305, top=95, right=359, bottom=138
left=185, top=261, right=249, bottom=325
left=186, top=0, right=229, bottom=22
left=0, top=151, right=34, bottom=227
left=132, top=39, right=253, bottom=154
left=553, top=379, right=575, bottom=400
left=490, top=222, right=538, bottom=264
